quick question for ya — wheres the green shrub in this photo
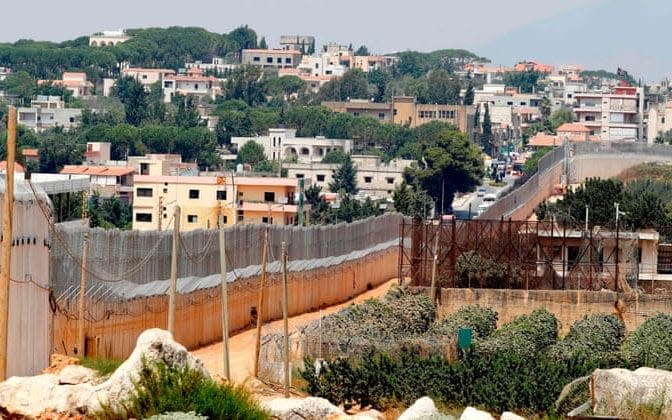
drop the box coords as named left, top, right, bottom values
left=622, top=313, right=672, bottom=370
left=476, top=309, right=558, bottom=357
left=455, top=252, right=524, bottom=288
left=547, top=314, right=625, bottom=367
left=430, top=306, right=498, bottom=339
left=97, top=359, right=268, bottom=420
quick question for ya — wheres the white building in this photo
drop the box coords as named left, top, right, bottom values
left=231, top=128, right=353, bottom=164
left=122, top=68, right=176, bottom=89
left=284, top=155, right=414, bottom=200
left=0, top=66, right=10, bottom=81
left=89, top=30, right=130, bottom=47
left=574, top=84, right=645, bottom=141
left=185, top=57, right=238, bottom=76
left=17, top=96, right=82, bottom=132
left=162, top=68, right=222, bottom=103
left=279, top=35, right=315, bottom=53
left=241, top=49, right=303, bottom=69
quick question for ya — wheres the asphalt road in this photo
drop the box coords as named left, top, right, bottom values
left=453, top=175, right=518, bottom=220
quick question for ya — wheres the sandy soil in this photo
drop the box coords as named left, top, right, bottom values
left=193, top=278, right=398, bottom=383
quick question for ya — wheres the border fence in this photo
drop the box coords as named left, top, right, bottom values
left=51, top=213, right=403, bottom=359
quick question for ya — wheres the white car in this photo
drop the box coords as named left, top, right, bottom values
left=483, top=193, right=497, bottom=203
left=477, top=187, right=487, bottom=197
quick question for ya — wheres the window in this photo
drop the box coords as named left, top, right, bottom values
left=189, top=189, right=200, bottom=199
left=262, top=216, right=271, bottom=224
left=585, top=115, right=596, bottom=122
left=300, top=147, right=310, bottom=155
left=378, top=112, right=385, bottom=120
left=386, top=177, right=394, bottom=184
left=221, top=216, right=228, bottom=224
left=164, top=81, right=173, bottom=88
left=296, top=174, right=304, bottom=179
left=353, top=111, right=360, bottom=117
left=136, top=188, right=153, bottom=197
left=364, top=176, right=372, bottom=183
left=393, top=109, right=398, bottom=116
left=507, top=101, right=513, bottom=106
left=69, top=117, right=75, bottom=123
left=163, top=188, right=168, bottom=193
left=187, top=215, right=198, bottom=223
left=194, top=84, right=199, bottom=90
left=142, top=74, right=148, bottom=79
left=135, top=213, right=152, bottom=222
left=253, top=56, right=260, bottom=62
left=264, top=192, right=276, bottom=202
left=267, top=57, right=273, bottom=64
left=140, top=163, right=149, bottom=175
left=217, top=190, right=227, bottom=200
left=277, top=57, right=282, bottom=63
left=316, top=174, right=325, bottom=182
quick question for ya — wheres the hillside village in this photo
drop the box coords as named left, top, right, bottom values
left=1, top=17, right=672, bottom=420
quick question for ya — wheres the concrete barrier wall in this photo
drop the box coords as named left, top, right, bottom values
left=414, top=287, right=672, bottom=334
left=53, top=247, right=399, bottom=359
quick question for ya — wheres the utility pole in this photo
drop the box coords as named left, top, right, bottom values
left=0, top=107, right=17, bottom=380
left=429, top=232, right=440, bottom=303
left=297, top=179, right=305, bottom=226
left=81, top=191, right=87, bottom=224
left=158, top=196, right=163, bottom=231
left=253, top=229, right=268, bottom=378
left=219, top=215, right=230, bottom=381
left=168, top=205, right=181, bottom=335
left=77, top=232, right=89, bottom=357
left=281, top=241, right=290, bottom=398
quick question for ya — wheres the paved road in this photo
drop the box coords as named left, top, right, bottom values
left=453, top=176, right=518, bottom=220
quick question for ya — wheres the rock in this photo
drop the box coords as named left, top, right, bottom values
left=592, top=367, right=672, bottom=418
left=58, top=365, right=98, bottom=385
left=43, top=354, right=80, bottom=374
left=398, top=396, right=439, bottom=420
left=261, top=396, right=344, bottom=419
left=501, top=412, right=526, bottom=420
left=459, top=407, right=495, bottom=420
left=0, top=329, right=209, bottom=418
left=349, top=409, right=384, bottom=419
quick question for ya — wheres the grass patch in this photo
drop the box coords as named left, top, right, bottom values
left=97, top=358, right=268, bottom=420
left=80, top=357, right=123, bottom=377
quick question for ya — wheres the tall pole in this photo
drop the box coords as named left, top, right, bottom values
left=253, top=229, right=268, bottom=378
left=281, top=241, right=290, bottom=398
left=219, top=215, right=230, bottom=381
left=0, top=107, right=17, bottom=380
left=77, top=232, right=89, bottom=357
left=585, top=206, right=589, bottom=232
left=297, top=178, right=305, bottom=226
left=168, top=205, right=181, bottom=335
left=429, top=231, right=440, bottom=303
left=615, top=203, right=620, bottom=291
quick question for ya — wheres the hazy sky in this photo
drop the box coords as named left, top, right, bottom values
left=1, top=0, right=669, bottom=80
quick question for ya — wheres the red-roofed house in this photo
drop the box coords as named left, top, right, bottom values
left=39, top=72, right=93, bottom=97
left=61, top=165, right=135, bottom=200
left=162, top=68, right=222, bottom=103
left=513, top=61, right=554, bottom=74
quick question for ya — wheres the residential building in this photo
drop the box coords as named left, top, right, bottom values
left=60, top=165, right=135, bottom=201
left=241, top=49, right=303, bottom=69
left=461, top=62, right=512, bottom=84
left=285, top=155, right=414, bottom=200
left=231, top=128, right=353, bottom=163
left=127, top=154, right=198, bottom=176
left=89, top=30, right=131, bottom=47
left=279, top=35, right=315, bottom=53
left=279, top=69, right=332, bottom=93
left=122, top=68, right=176, bottom=88
left=0, top=67, right=10, bottom=81
left=184, top=57, right=238, bottom=76
left=39, top=72, right=93, bottom=98
left=573, top=84, right=645, bottom=141
left=527, top=123, right=596, bottom=148
left=17, top=96, right=82, bottom=132
left=322, top=96, right=474, bottom=133
left=647, top=100, right=672, bottom=142
left=162, top=68, right=222, bottom=103
left=349, top=55, right=399, bottom=72
left=513, top=60, right=554, bottom=74
left=132, top=175, right=306, bottom=231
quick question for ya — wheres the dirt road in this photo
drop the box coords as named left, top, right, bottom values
left=193, top=278, right=397, bottom=383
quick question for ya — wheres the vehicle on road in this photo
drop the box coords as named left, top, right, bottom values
left=477, top=187, right=487, bottom=197
left=483, top=193, right=497, bottom=203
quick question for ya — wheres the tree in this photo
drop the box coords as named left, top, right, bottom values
left=1, top=71, right=35, bottom=106
left=503, top=70, right=544, bottom=93
left=427, top=69, right=460, bottom=104
left=317, top=69, right=369, bottom=101
left=394, top=51, right=427, bottom=78
left=113, top=76, right=148, bottom=126
left=368, top=69, right=389, bottom=103
left=322, top=149, right=349, bottom=164
left=236, top=141, right=267, bottom=167
left=481, top=103, right=493, bottom=155
left=393, top=181, right=414, bottom=215
left=225, top=65, right=266, bottom=106
left=329, top=155, right=358, bottom=195
left=174, top=94, right=201, bottom=128
left=228, top=25, right=257, bottom=59
left=463, top=81, right=474, bottom=105
left=354, top=45, right=370, bottom=56
left=540, top=96, right=552, bottom=121
left=39, top=132, right=84, bottom=172
left=258, top=36, right=268, bottom=49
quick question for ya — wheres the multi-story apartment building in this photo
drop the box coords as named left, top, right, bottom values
left=284, top=155, right=414, bottom=200
left=241, top=49, right=303, bottom=69
left=231, top=128, right=353, bottom=163
left=132, top=175, right=306, bottom=231
left=162, top=68, right=222, bottom=103
left=647, top=100, right=672, bottom=142
left=573, top=84, right=645, bottom=141
left=322, top=96, right=474, bottom=133
left=128, top=154, right=198, bottom=176
left=17, top=96, right=82, bottom=132
left=184, top=57, right=238, bottom=76
left=121, top=68, right=176, bottom=88
left=89, top=30, right=130, bottom=47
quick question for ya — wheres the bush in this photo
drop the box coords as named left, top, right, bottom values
left=475, top=309, right=558, bottom=357
left=429, top=306, right=498, bottom=339
left=80, top=357, right=123, bottom=377
left=547, top=314, right=625, bottom=367
left=622, top=313, right=672, bottom=370
left=98, top=359, right=268, bottom=420
left=455, top=252, right=523, bottom=288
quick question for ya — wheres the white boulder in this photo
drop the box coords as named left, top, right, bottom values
left=592, top=367, right=672, bottom=418
left=501, top=412, right=526, bottom=420
left=0, top=328, right=209, bottom=417
left=58, top=364, right=99, bottom=385
left=398, top=396, right=439, bottom=420
left=459, top=406, right=495, bottom=420
left=261, top=396, right=343, bottom=419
